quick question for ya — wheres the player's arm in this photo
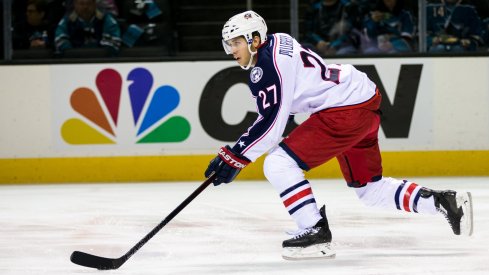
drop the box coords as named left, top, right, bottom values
left=203, top=80, right=280, bottom=186
left=232, top=82, right=287, bottom=158
left=205, top=39, right=296, bottom=185
left=233, top=52, right=296, bottom=162
left=204, top=77, right=290, bottom=186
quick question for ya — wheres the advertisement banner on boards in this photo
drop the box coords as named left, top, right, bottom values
left=51, top=59, right=435, bottom=157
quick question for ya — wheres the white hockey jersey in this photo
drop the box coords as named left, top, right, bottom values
left=233, top=33, right=378, bottom=162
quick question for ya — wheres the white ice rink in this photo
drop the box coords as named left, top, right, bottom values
left=1, top=177, right=488, bottom=275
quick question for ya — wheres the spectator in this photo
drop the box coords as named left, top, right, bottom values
left=13, top=0, right=54, bottom=50
left=54, top=0, right=121, bottom=55
left=363, top=0, right=415, bottom=54
left=427, top=0, right=484, bottom=52
left=346, top=0, right=376, bottom=31
left=13, top=0, right=68, bottom=29
left=118, top=0, right=172, bottom=49
left=304, top=0, right=366, bottom=55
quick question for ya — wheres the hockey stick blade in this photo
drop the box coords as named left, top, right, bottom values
left=70, top=173, right=216, bottom=270
left=70, top=251, right=125, bottom=270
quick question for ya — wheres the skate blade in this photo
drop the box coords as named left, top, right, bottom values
left=457, top=192, right=473, bottom=236
left=282, top=243, right=336, bottom=260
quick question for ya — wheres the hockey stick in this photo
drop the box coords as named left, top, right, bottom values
left=70, top=173, right=216, bottom=270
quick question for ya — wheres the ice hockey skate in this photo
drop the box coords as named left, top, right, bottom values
left=282, top=205, right=335, bottom=260
left=421, top=189, right=473, bottom=236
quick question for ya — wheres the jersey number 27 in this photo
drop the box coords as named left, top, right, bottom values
left=258, top=84, right=278, bottom=110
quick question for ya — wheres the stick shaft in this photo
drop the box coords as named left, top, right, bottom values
left=123, top=174, right=216, bottom=259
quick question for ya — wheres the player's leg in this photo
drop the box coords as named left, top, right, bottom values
left=337, top=113, right=473, bottom=236
left=353, top=178, right=473, bottom=236
left=264, top=146, right=322, bottom=230
left=264, top=106, right=380, bottom=259
left=264, top=146, right=333, bottom=259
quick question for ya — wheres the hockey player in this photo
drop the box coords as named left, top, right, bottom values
left=204, top=11, right=473, bottom=260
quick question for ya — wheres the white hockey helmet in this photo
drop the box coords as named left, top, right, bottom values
left=221, top=10, right=268, bottom=55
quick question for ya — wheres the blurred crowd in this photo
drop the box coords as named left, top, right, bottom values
left=11, top=0, right=173, bottom=57
left=8, top=0, right=489, bottom=58
left=303, top=0, right=489, bottom=55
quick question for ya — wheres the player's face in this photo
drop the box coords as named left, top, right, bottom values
left=226, top=37, right=251, bottom=67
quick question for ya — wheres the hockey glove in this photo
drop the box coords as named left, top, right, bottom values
left=205, top=145, right=251, bottom=186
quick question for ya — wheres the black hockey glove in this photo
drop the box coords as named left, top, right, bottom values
left=205, top=145, right=251, bottom=186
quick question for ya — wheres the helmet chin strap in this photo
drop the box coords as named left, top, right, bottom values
left=240, top=44, right=257, bottom=70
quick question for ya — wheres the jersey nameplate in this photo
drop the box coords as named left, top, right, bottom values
left=278, top=35, right=293, bottom=58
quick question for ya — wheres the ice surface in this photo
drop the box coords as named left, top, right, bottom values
left=0, top=177, right=488, bottom=275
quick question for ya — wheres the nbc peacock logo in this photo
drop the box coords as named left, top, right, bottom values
left=61, top=68, right=191, bottom=144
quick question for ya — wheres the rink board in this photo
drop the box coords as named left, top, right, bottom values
left=1, top=57, right=489, bottom=183
left=1, top=150, right=489, bottom=183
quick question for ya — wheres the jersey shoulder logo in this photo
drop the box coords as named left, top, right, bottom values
left=250, top=67, right=263, bottom=83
